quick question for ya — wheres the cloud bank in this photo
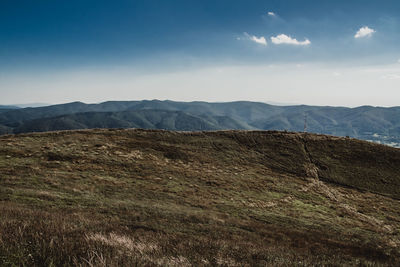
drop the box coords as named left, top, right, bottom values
left=271, top=34, right=311, bottom=46
left=354, top=26, right=376, bottom=38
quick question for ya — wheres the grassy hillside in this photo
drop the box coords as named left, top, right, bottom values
left=0, top=129, right=400, bottom=266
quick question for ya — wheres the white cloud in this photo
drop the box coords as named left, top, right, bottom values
left=270, top=34, right=311, bottom=46
left=397, top=59, right=400, bottom=63
left=244, top=32, right=267, bottom=46
left=354, top=26, right=376, bottom=38
left=267, top=11, right=276, bottom=17
left=250, top=35, right=267, bottom=45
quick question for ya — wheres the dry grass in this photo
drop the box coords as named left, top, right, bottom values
left=0, top=129, right=400, bottom=266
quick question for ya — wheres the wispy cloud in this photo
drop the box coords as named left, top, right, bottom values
left=382, top=74, right=400, bottom=80
left=267, top=11, right=276, bottom=17
left=271, top=34, right=311, bottom=46
left=354, top=26, right=376, bottom=38
left=333, top=72, right=341, bottom=77
left=244, top=32, right=267, bottom=46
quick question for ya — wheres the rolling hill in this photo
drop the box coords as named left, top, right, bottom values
left=1, top=100, right=400, bottom=147
left=0, top=129, right=399, bottom=265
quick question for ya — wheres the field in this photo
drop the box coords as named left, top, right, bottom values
left=1, top=129, right=400, bottom=266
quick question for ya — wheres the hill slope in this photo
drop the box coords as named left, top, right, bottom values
left=0, top=129, right=400, bottom=265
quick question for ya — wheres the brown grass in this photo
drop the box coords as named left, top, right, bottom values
left=0, top=129, right=399, bottom=266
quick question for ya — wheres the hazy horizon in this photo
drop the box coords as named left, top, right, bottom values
left=1, top=0, right=400, bottom=107
left=3, top=98, right=400, bottom=109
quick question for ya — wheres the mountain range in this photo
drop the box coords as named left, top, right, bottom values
left=0, top=100, right=399, bottom=147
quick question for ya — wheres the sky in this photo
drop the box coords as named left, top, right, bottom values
left=1, top=0, right=400, bottom=107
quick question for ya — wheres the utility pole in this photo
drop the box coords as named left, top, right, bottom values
left=304, top=113, right=307, bottom=133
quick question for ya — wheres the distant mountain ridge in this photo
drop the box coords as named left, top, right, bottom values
left=0, top=105, right=20, bottom=111
left=0, top=100, right=399, bottom=147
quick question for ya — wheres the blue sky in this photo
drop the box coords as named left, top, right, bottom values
left=1, top=0, right=400, bottom=106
